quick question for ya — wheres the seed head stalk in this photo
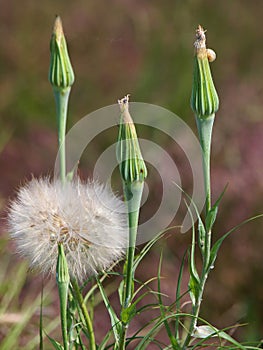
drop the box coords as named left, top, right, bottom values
left=56, top=244, right=70, bottom=350
left=116, top=95, right=147, bottom=349
left=49, top=16, right=74, bottom=348
left=123, top=182, right=143, bottom=308
left=183, top=25, right=219, bottom=348
left=49, top=16, right=74, bottom=184
left=54, top=88, right=70, bottom=184
left=49, top=17, right=96, bottom=349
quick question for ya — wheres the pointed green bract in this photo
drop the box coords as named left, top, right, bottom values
left=116, top=95, right=147, bottom=184
left=191, top=26, right=219, bottom=118
left=49, top=16, right=75, bottom=91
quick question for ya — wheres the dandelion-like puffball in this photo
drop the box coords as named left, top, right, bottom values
left=8, top=178, right=128, bottom=281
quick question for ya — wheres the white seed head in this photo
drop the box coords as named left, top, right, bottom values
left=8, top=178, right=128, bottom=281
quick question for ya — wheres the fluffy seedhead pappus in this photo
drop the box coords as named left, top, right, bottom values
left=8, top=178, right=128, bottom=281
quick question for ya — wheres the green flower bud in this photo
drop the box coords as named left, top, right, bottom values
left=191, top=25, right=219, bottom=118
left=116, top=95, right=147, bottom=184
left=49, top=16, right=75, bottom=91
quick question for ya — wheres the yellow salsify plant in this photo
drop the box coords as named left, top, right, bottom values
left=7, top=17, right=263, bottom=350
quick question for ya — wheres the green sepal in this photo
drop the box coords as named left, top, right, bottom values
left=49, top=16, right=75, bottom=91
left=116, top=96, right=147, bottom=184
left=191, top=51, right=219, bottom=118
left=117, top=122, right=147, bottom=183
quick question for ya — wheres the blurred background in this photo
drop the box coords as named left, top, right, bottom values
left=0, top=0, right=262, bottom=348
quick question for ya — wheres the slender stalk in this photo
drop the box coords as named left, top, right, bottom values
left=56, top=244, right=70, bottom=350
left=54, top=88, right=70, bottom=183
left=195, top=115, right=214, bottom=215
left=119, top=182, right=143, bottom=350
left=123, top=184, right=142, bottom=308
left=58, top=281, right=69, bottom=350
left=71, top=278, right=96, bottom=350
left=49, top=16, right=75, bottom=348
left=195, top=114, right=215, bottom=269
left=49, top=15, right=74, bottom=183
left=182, top=116, right=214, bottom=349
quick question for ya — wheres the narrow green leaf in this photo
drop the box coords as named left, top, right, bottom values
left=186, top=202, right=200, bottom=305
left=97, top=330, right=113, bottom=350
left=118, top=280, right=124, bottom=306
left=172, top=181, right=207, bottom=258
left=133, top=276, right=158, bottom=299
left=197, top=217, right=206, bottom=254
left=188, top=274, right=200, bottom=306
left=205, top=205, right=218, bottom=233
left=46, top=333, right=64, bottom=350
left=133, top=227, right=176, bottom=273
left=157, top=252, right=179, bottom=348
left=208, top=214, right=263, bottom=272
left=175, top=250, right=187, bottom=339
left=96, top=278, right=121, bottom=344
left=205, top=185, right=227, bottom=232
left=134, top=314, right=182, bottom=350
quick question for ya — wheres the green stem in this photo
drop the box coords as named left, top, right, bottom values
left=181, top=275, right=207, bottom=349
left=54, top=87, right=71, bottom=184
left=59, top=284, right=69, bottom=350
left=57, top=244, right=69, bottom=350
left=123, top=214, right=139, bottom=308
left=195, top=114, right=214, bottom=269
left=195, top=115, right=214, bottom=215
left=123, top=182, right=143, bottom=307
left=71, top=278, right=96, bottom=350
left=119, top=181, right=143, bottom=350
left=54, top=89, right=71, bottom=348
left=182, top=115, right=215, bottom=349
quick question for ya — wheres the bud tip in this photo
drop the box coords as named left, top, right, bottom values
left=53, top=16, right=64, bottom=41
left=118, top=94, right=130, bottom=113
left=194, top=25, right=207, bottom=50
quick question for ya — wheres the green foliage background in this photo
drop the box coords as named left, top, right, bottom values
left=0, top=0, right=262, bottom=347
